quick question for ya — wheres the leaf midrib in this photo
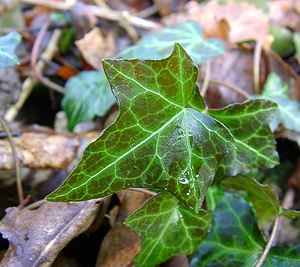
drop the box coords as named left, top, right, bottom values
left=53, top=109, right=186, bottom=199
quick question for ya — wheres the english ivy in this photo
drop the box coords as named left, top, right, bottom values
left=0, top=31, right=21, bottom=67
left=62, top=21, right=225, bottom=130
left=46, top=43, right=298, bottom=266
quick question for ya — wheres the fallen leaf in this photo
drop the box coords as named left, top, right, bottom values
left=270, top=0, right=300, bottom=32
left=0, top=200, right=101, bottom=267
left=165, top=0, right=270, bottom=46
left=96, top=191, right=148, bottom=267
left=75, top=28, right=116, bottom=70
left=205, top=48, right=254, bottom=108
left=0, top=131, right=80, bottom=169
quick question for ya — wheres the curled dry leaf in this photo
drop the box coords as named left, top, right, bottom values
left=0, top=200, right=101, bottom=267
left=96, top=191, right=149, bottom=267
left=0, top=132, right=80, bottom=169
left=75, top=28, right=116, bottom=70
left=270, top=0, right=300, bottom=32
left=165, top=0, right=270, bottom=47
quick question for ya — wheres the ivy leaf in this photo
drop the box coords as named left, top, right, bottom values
left=46, top=44, right=235, bottom=211
left=125, top=192, right=212, bottom=267
left=222, top=176, right=279, bottom=228
left=190, top=192, right=300, bottom=267
left=261, top=72, right=300, bottom=132
left=62, top=71, right=114, bottom=131
left=62, top=22, right=225, bottom=130
left=117, top=21, right=225, bottom=64
left=222, top=177, right=300, bottom=227
left=0, top=31, right=21, bottom=67
left=208, top=99, right=279, bottom=179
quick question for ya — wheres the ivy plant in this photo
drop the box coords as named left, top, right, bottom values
left=63, top=21, right=225, bottom=131
left=0, top=31, right=21, bottom=67
left=47, top=43, right=300, bottom=266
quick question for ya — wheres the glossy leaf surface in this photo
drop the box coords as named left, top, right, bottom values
left=118, top=21, right=225, bottom=64
left=46, top=44, right=235, bottom=211
left=125, top=192, right=212, bottom=267
left=0, top=31, right=21, bottom=67
left=190, top=192, right=300, bottom=267
left=62, top=71, right=115, bottom=131
left=208, top=100, right=279, bottom=179
left=262, top=72, right=300, bottom=132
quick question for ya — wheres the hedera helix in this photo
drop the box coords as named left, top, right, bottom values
left=46, top=44, right=279, bottom=266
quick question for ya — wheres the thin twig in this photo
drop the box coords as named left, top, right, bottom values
left=128, top=188, right=157, bottom=196
left=21, top=0, right=161, bottom=30
left=138, top=0, right=172, bottom=18
left=31, top=22, right=65, bottom=94
left=253, top=34, right=264, bottom=94
left=0, top=116, right=24, bottom=203
left=200, top=78, right=250, bottom=99
left=255, top=216, right=280, bottom=267
left=200, top=61, right=211, bottom=97
left=4, top=28, right=62, bottom=122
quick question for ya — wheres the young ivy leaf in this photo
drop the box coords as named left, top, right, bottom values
left=222, top=176, right=300, bottom=228
left=208, top=100, right=279, bottom=180
left=190, top=192, right=300, bottom=267
left=117, top=21, right=225, bottom=64
left=261, top=72, right=300, bottom=132
left=222, top=176, right=279, bottom=228
left=0, top=31, right=21, bottom=67
left=62, top=71, right=115, bottom=131
left=125, top=192, right=212, bottom=267
left=46, top=44, right=235, bottom=211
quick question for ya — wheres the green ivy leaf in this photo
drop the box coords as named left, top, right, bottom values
left=62, top=71, right=114, bottom=131
left=0, top=31, right=21, bottom=67
left=63, top=22, right=225, bottom=129
left=208, top=99, right=279, bottom=179
left=117, top=21, right=225, bottom=64
left=222, top=177, right=300, bottom=227
left=261, top=72, right=300, bottom=132
left=222, top=176, right=279, bottom=228
left=46, top=44, right=235, bottom=211
left=125, top=192, right=212, bottom=267
left=279, top=208, right=300, bottom=219
left=190, top=192, right=300, bottom=267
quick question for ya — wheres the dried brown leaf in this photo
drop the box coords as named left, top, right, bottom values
left=75, top=28, right=116, bottom=70
left=205, top=48, right=255, bottom=108
left=270, top=0, right=300, bottom=32
left=96, top=191, right=149, bottom=267
left=0, top=132, right=80, bottom=169
left=165, top=0, right=270, bottom=46
left=0, top=200, right=101, bottom=267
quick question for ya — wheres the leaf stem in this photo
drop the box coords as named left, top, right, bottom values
left=200, top=60, right=211, bottom=97
left=31, top=21, right=65, bottom=94
left=255, top=216, right=280, bottom=267
left=203, top=78, right=251, bottom=99
left=253, top=34, right=264, bottom=95
left=128, top=188, right=157, bottom=196
left=0, top=116, right=24, bottom=203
